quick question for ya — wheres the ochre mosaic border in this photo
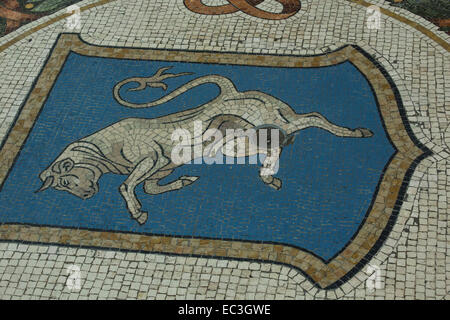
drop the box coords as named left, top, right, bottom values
left=0, top=34, right=429, bottom=289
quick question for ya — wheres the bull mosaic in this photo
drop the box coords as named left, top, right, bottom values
left=36, top=67, right=373, bottom=225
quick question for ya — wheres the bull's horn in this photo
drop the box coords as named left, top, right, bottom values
left=35, top=176, right=54, bottom=193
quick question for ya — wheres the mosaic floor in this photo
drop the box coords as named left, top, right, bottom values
left=0, top=0, right=448, bottom=300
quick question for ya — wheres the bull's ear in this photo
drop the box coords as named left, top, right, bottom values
left=53, top=158, right=74, bottom=173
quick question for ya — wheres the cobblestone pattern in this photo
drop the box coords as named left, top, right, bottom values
left=0, top=0, right=448, bottom=299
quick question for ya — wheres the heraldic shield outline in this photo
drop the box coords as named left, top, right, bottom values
left=0, top=34, right=431, bottom=289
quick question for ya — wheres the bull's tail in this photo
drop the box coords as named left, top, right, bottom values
left=113, top=66, right=237, bottom=109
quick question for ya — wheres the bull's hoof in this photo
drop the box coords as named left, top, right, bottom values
left=269, top=177, right=282, bottom=190
left=261, top=174, right=282, bottom=190
left=135, top=211, right=148, bottom=225
left=262, top=176, right=282, bottom=190
left=355, top=128, right=374, bottom=138
left=181, top=175, right=199, bottom=187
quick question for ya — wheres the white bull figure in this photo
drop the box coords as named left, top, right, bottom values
left=36, top=67, right=373, bottom=225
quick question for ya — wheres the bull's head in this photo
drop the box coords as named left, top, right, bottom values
left=36, top=157, right=100, bottom=200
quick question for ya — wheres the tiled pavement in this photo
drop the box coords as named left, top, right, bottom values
left=0, top=0, right=449, bottom=299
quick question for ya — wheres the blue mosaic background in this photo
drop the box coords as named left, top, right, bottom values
left=0, top=52, right=394, bottom=261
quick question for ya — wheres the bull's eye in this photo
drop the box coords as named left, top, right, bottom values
left=60, top=178, right=70, bottom=187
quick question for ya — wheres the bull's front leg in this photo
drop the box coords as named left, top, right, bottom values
left=119, top=156, right=168, bottom=225
left=259, top=147, right=282, bottom=190
left=144, top=176, right=199, bottom=195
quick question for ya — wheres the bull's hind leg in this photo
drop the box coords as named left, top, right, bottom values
left=283, top=111, right=373, bottom=138
left=259, top=147, right=282, bottom=190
